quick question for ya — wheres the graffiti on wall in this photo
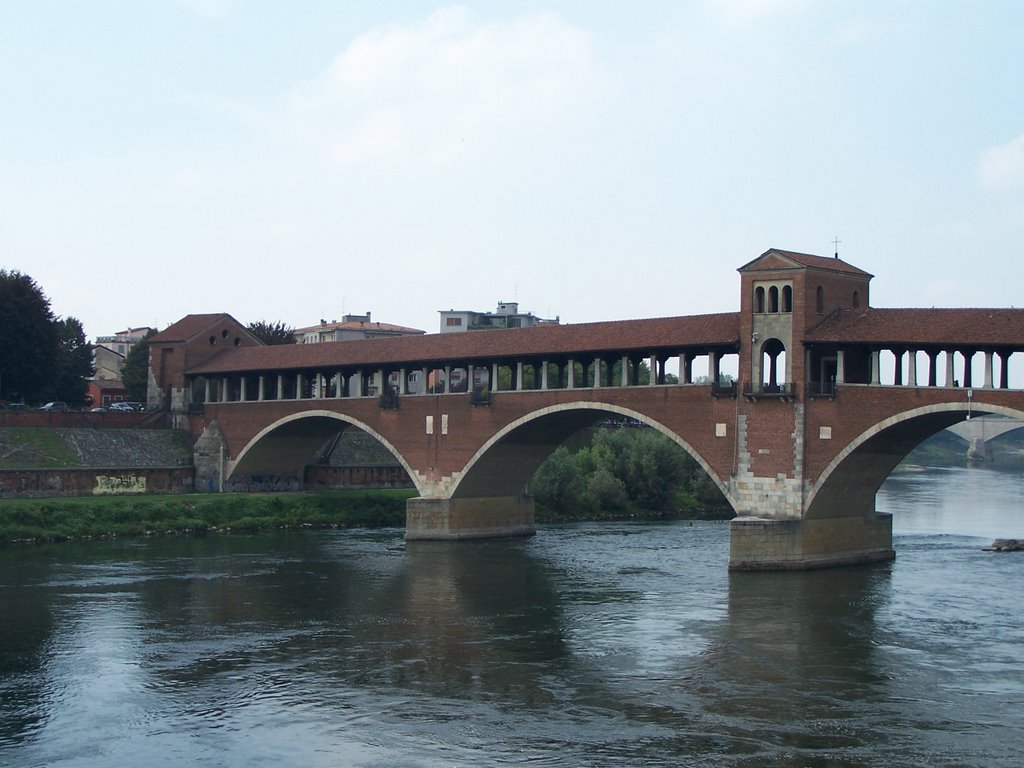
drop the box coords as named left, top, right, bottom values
left=94, top=475, right=148, bottom=495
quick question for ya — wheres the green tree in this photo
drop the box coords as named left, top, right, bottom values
left=50, top=317, right=94, bottom=405
left=530, top=446, right=585, bottom=512
left=248, top=320, right=296, bottom=345
left=122, top=329, right=156, bottom=402
left=0, top=270, right=58, bottom=403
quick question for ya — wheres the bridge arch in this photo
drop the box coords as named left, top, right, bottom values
left=226, top=410, right=423, bottom=493
left=806, top=402, right=1024, bottom=521
left=446, top=401, right=737, bottom=509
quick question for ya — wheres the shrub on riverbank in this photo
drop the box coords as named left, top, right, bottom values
left=529, top=427, right=733, bottom=521
left=0, top=489, right=416, bottom=545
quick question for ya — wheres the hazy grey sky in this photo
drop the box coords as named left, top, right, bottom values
left=2, top=1, right=1022, bottom=338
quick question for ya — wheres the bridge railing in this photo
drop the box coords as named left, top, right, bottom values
left=711, top=381, right=737, bottom=398
left=805, top=380, right=836, bottom=398
left=742, top=382, right=797, bottom=400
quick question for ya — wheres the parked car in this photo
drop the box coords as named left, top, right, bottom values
left=90, top=406, right=109, bottom=413
left=109, top=401, right=134, bottom=411
left=38, top=401, right=69, bottom=411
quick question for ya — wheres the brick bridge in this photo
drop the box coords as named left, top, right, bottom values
left=147, top=249, right=1024, bottom=570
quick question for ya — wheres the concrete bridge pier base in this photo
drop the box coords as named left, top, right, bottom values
left=405, top=495, right=536, bottom=541
left=728, top=513, right=895, bottom=571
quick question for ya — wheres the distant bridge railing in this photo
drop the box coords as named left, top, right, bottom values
left=743, top=382, right=797, bottom=401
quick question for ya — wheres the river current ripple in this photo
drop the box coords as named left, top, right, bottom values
left=1, top=466, right=1022, bottom=767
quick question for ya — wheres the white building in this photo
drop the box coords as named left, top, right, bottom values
left=294, top=313, right=425, bottom=344
left=439, top=302, right=558, bottom=334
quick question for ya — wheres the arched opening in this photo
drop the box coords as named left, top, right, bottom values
left=806, top=403, right=1024, bottom=524
left=852, top=290, right=860, bottom=309
left=761, top=338, right=787, bottom=392
left=768, top=286, right=779, bottom=313
left=449, top=404, right=736, bottom=517
left=781, top=285, right=793, bottom=313
left=816, top=286, right=825, bottom=314
left=227, top=412, right=418, bottom=494
left=754, top=286, right=765, bottom=313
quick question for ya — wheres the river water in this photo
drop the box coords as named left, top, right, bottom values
left=1, top=467, right=1022, bottom=768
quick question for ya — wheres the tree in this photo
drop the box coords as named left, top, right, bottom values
left=248, top=320, right=296, bottom=345
left=0, top=270, right=58, bottom=403
left=49, top=317, right=94, bottom=405
left=122, top=329, right=156, bottom=402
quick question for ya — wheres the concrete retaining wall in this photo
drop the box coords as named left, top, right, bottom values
left=0, top=467, right=196, bottom=498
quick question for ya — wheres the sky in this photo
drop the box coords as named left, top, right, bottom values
left=2, top=1, right=1023, bottom=341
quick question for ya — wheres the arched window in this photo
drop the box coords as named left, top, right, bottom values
left=768, top=286, right=779, bottom=313
left=852, top=290, right=860, bottom=309
left=816, top=286, right=824, bottom=314
left=754, top=286, right=765, bottom=313
left=761, top=338, right=787, bottom=392
left=781, top=285, right=792, bottom=313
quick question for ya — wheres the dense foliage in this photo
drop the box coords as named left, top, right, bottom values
left=248, top=320, right=297, bottom=345
left=122, top=329, right=156, bottom=402
left=529, top=426, right=731, bottom=519
left=49, top=317, right=94, bottom=405
left=0, top=270, right=93, bottom=404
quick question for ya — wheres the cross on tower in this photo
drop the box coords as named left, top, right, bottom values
left=832, top=236, right=842, bottom=258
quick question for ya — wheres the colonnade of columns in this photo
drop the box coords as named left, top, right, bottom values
left=194, top=349, right=736, bottom=405
left=829, top=347, right=1015, bottom=389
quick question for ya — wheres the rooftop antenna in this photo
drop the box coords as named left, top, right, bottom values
left=832, top=236, right=842, bottom=259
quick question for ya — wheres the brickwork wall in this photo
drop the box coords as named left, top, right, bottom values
left=199, top=385, right=741, bottom=499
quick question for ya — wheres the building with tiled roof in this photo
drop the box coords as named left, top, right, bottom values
left=294, top=313, right=425, bottom=344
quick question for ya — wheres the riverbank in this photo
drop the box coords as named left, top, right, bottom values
left=0, top=489, right=417, bottom=545
left=0, top=490, right=731, bottom=546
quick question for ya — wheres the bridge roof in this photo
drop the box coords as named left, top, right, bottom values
left=805, top=308, right=1024, bottom=348
left=186, top=312, right=741, bottom=375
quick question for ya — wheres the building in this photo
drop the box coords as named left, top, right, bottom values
left=93, top=326, right=155, bottom=380
left=92, top=345, right=125, bottom=381
left=94, top=327, right=155, bottom=358
left=85, top=377, right=127, bottom=408
left=294, top=313, right=425, bottom=344
left=439, top=301, right=558, bottom=334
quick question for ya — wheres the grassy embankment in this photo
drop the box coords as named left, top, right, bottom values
left=0, top=490, right=417, bottom=545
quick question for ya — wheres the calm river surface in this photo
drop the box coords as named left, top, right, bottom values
left=1, top=466, right=1022, bottom=767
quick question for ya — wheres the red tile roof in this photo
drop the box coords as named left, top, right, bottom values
left=738, top=248, right=873, bottom=277
left=150, top=314, right=242, bottom=343
left=188, top=313, right=742, bottom=375
left=295, top=319, right=425, bottom=336
left=805, top=308, right=1024, bottom=347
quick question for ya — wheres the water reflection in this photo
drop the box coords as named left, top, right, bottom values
left=0, top=470, right=1022, bottom=767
